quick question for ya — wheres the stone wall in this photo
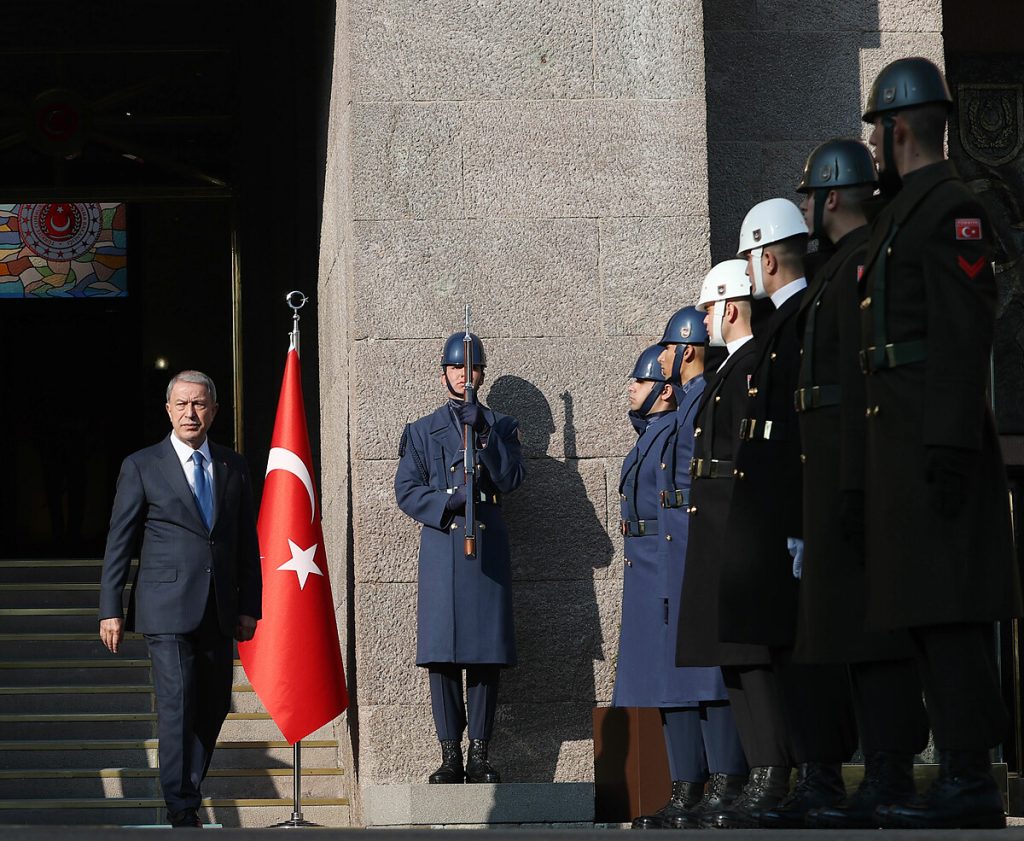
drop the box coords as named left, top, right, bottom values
left=318, top=0, right=948, bottom=820
left=704, top=0, right=944, bottom=262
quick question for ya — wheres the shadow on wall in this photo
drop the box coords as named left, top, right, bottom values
left=702, top=0, right=881, bottom=264
left=486, top=375, right=614, bottom=783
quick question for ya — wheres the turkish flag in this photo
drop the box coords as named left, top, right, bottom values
left=239, top=342, right=348, bottom=743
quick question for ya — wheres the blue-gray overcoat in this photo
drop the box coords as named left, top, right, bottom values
left=395, top=402, right=526, bottom=667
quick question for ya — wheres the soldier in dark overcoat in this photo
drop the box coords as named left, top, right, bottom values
left=672, top=262, right=789, bottom=829
left=718, top=198, right=857, bottom=828
left=791, top=140, right=929, bottom=830
left=858, top=57, right=1022, bottom=830
left=395, top=332, right=526, bottom=784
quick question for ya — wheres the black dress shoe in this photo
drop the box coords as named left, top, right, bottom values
left=631, top=780, right=704, bottom=829
left=167, top=807, right=202, bottom=828
left=699, top=765, right=791, bottom=829
left=465, top=738, right=500, bottom=783
left=667, top=772, right=747, bottom=829
left=876, top=749, right=1005, bottom=829
left=757, top=762, right=845, bottom=828
left=807, top=750, right=915, bottom=829
left=428, top=739, right=465, bottom=784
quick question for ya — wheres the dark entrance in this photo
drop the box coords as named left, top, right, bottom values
left=944, top=0, right=1024, bottom=780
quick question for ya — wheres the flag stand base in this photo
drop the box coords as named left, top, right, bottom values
left=270, top=741, right=322, bottom=828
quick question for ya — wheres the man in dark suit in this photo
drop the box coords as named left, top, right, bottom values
left=791, top=139, right=929, bottom=828
left=859, top=57, right=1022, bottom=830
left=394, top=333, right=525, bottom=785
left=718, top=198, right=857, bottom=828
left=99, top=370, right=262, bottom=828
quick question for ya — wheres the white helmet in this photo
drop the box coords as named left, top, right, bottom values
left=736, top=198, right=809, bottom=300
left=696, top=260, right=751, bottom=347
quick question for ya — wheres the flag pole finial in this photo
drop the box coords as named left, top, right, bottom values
left=286, top=290, right=308, bottom=356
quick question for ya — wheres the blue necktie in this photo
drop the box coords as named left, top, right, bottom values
left=192, top=451, right=213, bottom=530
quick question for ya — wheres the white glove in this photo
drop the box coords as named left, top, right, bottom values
left=787, top=537, right=804, bottom=579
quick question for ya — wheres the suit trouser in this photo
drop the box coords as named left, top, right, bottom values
left=145, top=588, right=234, bottom=814
left=849, top=657, right=929, bottom=754
left=773, top=646, right=858, bottom=764
left=911, top=622, right=1008, bottom=750
left=662, top=703, right=748, bottom=781
left=428, top=664, right=500, bottom=741
left=722, top=664, right=791, bottom=768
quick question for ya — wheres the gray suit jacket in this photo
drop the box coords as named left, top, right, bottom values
left=99, top=436, right=262, bottom=636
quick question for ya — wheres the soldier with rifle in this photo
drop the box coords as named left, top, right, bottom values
left=395, top=314, right=526, bottom=784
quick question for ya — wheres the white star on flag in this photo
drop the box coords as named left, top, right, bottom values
left=276, top=539, right=323, bottom=590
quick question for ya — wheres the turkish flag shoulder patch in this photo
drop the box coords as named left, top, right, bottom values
left=955, top=218, right=982, bottom=240
left=958, top=255, right=987, bottom=279
left=856, top=264, right=865, bottom=283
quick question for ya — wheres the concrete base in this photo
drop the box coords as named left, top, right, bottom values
left=362, top=783, right=595, bottom=827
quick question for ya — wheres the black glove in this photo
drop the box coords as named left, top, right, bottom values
left=925, top=446, right=972, bottom=519
left=445, top=486, right=467, bottom=512
left=839, top=489, right=866, bottom=560
left=456, top=400, right=488, bottom=433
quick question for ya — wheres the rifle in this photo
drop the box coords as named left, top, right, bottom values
left=462, top=305, right=478, bottom=559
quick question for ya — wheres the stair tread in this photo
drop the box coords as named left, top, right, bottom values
left=0, top=738, right=337, bottom=749
left=0, top=796, right=348, bottom=808
left=0, top=712, right=271, bottom=722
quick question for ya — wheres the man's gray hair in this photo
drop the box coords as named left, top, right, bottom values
left=166, top=370, right=218, bottom=403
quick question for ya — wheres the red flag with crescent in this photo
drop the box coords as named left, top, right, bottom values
left=239, top=342, right=348, bottom=743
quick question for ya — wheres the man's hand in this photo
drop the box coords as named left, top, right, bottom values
left=445, top=486, right=467, bottom=512
left=235, top=615, right=258, bottom=642
left=455, top=401, right=488, bottom=433
left=100, top=617, right=124, bottom=654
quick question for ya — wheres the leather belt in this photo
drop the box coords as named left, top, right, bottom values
left=793, top=384, right=841, bottom=413
left=620, top=519, right=658, bottom=537
left=739, top=418, right=787, bottom=441
left=689, top=458, right=734, bottom=479
left=860, top=340, right=926, bottom=373
left=660, top=488, right=691, bottom=509
left=446, top=488, right=501, bottom=505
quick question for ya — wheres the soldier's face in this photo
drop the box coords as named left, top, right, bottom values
left=868, top=118, right=884, bottom=167
left=441, top=364, right=484, bottom=398
left=658, top=344, right=676, bottom=378
left=799, top=192, right=814, bottom=232
left=703, top=307, right=714, bottom=341
left=628, top=379, right=657, bottom=412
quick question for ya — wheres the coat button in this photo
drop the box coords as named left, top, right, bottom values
left=665, top=534, right=672, bottom=541
left=801, top=454, right=807, bottom=463
left=715, top=395, right=721, bottom=402
left=451, top=466, right=456, bottom=472
left=860, top=296, right=872, bottom=310
left=625, top=558, right=632, bottom=567
left=451, top=523, right=458, bottom=530
left=661, top=463, right=667, bottom=469
left=770, top=352, right=778, bottom=361
left=799, top=348, right=804, bottom=355
left=204, top=567, right=211, bottom=573
left=887, top=246, right=893, bottom=256
left=873, top=405, right=880, bottom=416
left=748, top=387, right=758, bottom=397
left=688, top=506, right=698, bottom=515
left=694, top=427, right=702, bottom=437
left=815, top=299, right=822, bottom=308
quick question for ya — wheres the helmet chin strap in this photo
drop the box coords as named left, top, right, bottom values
left=638, top=380, right=664, bottom=417
left=709, top=301, right=727, bottom=348
left=671, top=345, right=684, bottom=384
left=750, top=247, right=768, bottom=300
left=879, top=115, right=902, bottom=197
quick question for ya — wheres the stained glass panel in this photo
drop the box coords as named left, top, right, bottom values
left=0, top=202, right=127, bottom=298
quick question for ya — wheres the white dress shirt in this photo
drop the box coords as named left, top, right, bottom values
left=169, top=432, right=215, bottom=498
left=770, top=277, right=807, bottom=310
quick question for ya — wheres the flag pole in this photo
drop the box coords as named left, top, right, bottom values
left=274, top=290, right=318, bottom=829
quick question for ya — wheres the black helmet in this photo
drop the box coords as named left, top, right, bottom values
left=796, top=138, right=877, bottom=193
left=862, top=56, right=952, bottom=122
left=631, top=345, right=671, bottom=417
left=631, top=344, right=670, bottom=383
left=441, top=332, right=486, bottom=369
left=658, top=306, right=708, bottom=386
left=658, top=306, right=709, bottom=347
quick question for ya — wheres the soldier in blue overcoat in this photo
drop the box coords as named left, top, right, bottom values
left=614, top=340, right=746, bottom=830
left=395, top=332, right=526, bottom=784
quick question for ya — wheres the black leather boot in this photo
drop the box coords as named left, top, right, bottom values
left=757, top=762, right=845, bottom=828
left=699, top=765, right=791, bottom=828
left=465, top=738, right=501, bottom=783
left=877, top=749, right=1005, bottom=829
left=632, top=780, right=704, bottom=829
left=668, top=771, right=747, bottom=829
left=428, top=740, right=464, bottom=784
left=807, top=750, right=915, bottom=828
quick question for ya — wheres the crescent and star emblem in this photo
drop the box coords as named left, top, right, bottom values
left=265, top=447, right=322, bottom=589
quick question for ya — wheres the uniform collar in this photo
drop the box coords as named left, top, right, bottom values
left=770, top=277, right=807, bottom=309
left=168, top=431, right=212, bottom=468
